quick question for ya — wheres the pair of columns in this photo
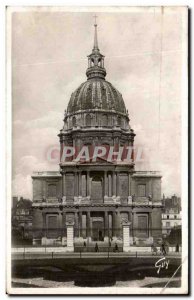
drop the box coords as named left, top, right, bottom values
left=62, top=171, right=90, bottom=197
left=62, top=170, right=121, bottom=198
left=77, top=210, right=120, bottom=237
left=100, top=171, right=119, bottom=197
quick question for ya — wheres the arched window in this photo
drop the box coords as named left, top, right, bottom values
left=86, top=114, right=92, bottom=126
left=117, top=116, right=121, bottom=126
left=121, top=118, right=125, bottom=128
left=72, top=116, right=76, bottom=127
left=102, top=114, right=108, bottom=126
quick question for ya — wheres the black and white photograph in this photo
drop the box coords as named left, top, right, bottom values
left=6, top=6, right=188, bottom=295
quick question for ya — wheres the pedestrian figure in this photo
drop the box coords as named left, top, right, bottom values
left=95, top=242, right=99, bottom=252
left=161, top=243, right=166, bottom=255
left=151, top=244, right=157, bottom=255
left=114, top=243, right=119, bottom=252
left=83, top=241, right=86, bottom=247
left=109, top=240, right=111, bottom=247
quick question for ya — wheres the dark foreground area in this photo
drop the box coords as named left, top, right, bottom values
left=12, top=256, right=181, bottom=288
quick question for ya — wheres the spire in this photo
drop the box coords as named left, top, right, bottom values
left=86, top=16, right=106, bottom=80
left=93, top=15, right=99, bottom=51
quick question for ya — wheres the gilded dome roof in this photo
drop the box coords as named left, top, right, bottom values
left=67, top=78, right=127, bottom=114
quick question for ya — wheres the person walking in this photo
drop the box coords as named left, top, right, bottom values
left=95, top=242, right=99, bottom=252
left=176, top=243, right=179, bottom=253
left=114, top=243, right=119, bottom=252
left=161, top=243, right=166, bottom=255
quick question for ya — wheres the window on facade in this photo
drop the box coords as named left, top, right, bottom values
left=137, top=214, right=148, bottom=237
left=48, top=184, right=57, bottom=197
left=167, top=215, right=169, bottom=219
left=137, top=184, right=146, bottom=197
left=174, top=215, right=177, bottom=219
left=72, top=116, right=76, bottom=127
left=166, top=222, right=170, bottom=227
left=102, top=114, right=108, bottom=126
left=47, top=215, right=58, bottom=238
left=86, top=114, right=92, bottom=126
left=117, top=116, right=121, bottom=126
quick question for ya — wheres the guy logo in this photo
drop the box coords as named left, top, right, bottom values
left=155, top=257, right=170, bottom=274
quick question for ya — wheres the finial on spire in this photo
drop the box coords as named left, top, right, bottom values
left=93, top=14, right=99, bottom=51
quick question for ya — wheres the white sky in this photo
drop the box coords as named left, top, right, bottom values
left=11, top=7, right=186, bottom=199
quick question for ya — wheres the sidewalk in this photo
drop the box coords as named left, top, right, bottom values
left=12, top=247, right=181, bottom=260
left=12, top=246, right=182, bottom=254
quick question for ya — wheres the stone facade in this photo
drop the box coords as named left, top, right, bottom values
left=32, top=169, right=162, bottom=246
left=32, top=22, right=163, bottom=248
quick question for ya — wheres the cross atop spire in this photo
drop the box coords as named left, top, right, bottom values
left=93, top=14, right=99, bottom=51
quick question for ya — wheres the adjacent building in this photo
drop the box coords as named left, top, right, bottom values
left=12, top=197, right=33, bottom=242
left=162, top=195, right=182, bottom=236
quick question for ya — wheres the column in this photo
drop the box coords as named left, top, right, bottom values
left=41, top=212, right=46, bottom=245
left=79, top=211, right=82, bottom=237
left=62, top=211, right=66, bottom=245
left=62, top=172, right=66, bottom=197
left=128, top=172, right=131, bottom=196
left=116, top=172, right=119, bottom=197
left=66, top=220, right=74, bottom=252
left=59, top=212, right=63, bottom=238
left=113, top=172, right=117, bottom=196
left=86, top=171, right=90, bottom=196
left=78, top=171, right=82, bottom=197
left=108, top=173, right=112, bottom=197
left=104, top=211, right=109, bottom=237
left=86, top=211, right=90, bottom=238
left=75, top=211, right=79, bottom=237
left=122, top=222, right=131, bottom=252
left=74, top=171, right=78, bottom=197
left=117, top=211, right=121, bottom=238
left=104, top=171, right=108, bottom=197
left=132, top=212, right=135, bottom=240
left=112, top=211, right=117, bottom=237
left=148, top=212, right=152, bottom=238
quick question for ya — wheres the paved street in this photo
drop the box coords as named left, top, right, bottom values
left=12, top=247, right=181, bottom=260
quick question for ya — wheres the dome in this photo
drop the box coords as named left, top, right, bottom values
left=67, top=78, right=127, bottom=115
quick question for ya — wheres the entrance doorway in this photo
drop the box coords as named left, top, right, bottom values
left=92, top=219, right=104, bottom=241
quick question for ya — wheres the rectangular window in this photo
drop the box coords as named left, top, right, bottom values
left=48, top=184, right=57, bottom=197
left=47, top=215, right=58, bottom=238
left=136, top=214, right=148, bottom=237
left=166, top=222, right=170, bottom=227
left=66, top=174, right=75, bottom=198
left=138, top=184, right=146, bottom=197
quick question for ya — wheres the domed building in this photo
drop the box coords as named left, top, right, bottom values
left=32, top=21, right=163, bottom=250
